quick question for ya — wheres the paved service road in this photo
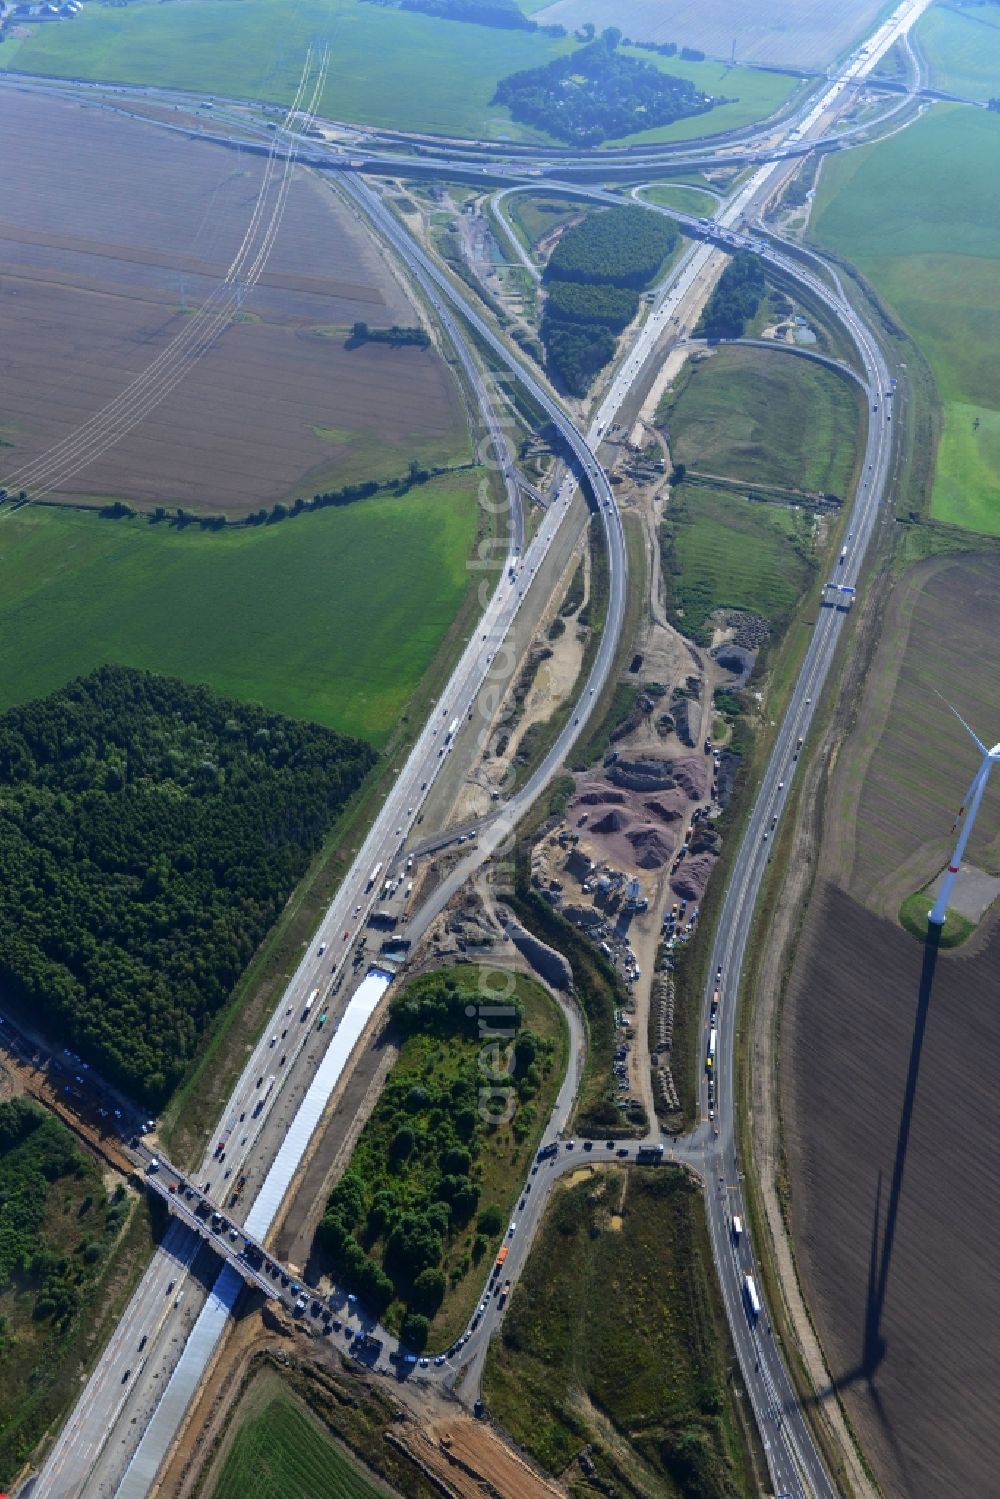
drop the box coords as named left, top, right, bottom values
left=27, top=0, right=922, bottom=1490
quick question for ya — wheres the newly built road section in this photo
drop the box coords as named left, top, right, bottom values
left=28, top=1, right=923, bottom=1489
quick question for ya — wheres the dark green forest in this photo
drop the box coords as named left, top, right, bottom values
left=493, top=30, right=714, bottom=145
left=540, top=206, right=676, bottom=394
left=316, top=971, right=553, bottom=1347
left=0, top=667, right=375, bottom=1105
left=696, top=252, right=768, bottom=339
left=546, top=205, right=677, bottom=290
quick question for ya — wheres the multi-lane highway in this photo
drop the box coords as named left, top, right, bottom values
left=21, top=1, right=926, bottom=1491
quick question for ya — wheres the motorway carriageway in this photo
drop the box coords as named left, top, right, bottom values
left=34, top=4, right=916, bottom=1485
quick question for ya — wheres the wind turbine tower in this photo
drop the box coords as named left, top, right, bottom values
left=928, top=706, right=1000, bottom=926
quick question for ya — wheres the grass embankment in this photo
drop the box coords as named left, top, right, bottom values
left=0, top=1100, right=156, bottom=1483
left=209, top=1389, right=390, bottom=1499
left=484, top=1168, right=759, bottom=1498
left=506, top=195, right=593, bottom=258
left=0, top=479, right=477, bottom=747
left=812, top=105, right=1000, bottom=535
left=664, top=344, right=861, bottom=498
left=313, top=967, right=567, bottom=1352
left=914, top=1, right=1000, bottom=100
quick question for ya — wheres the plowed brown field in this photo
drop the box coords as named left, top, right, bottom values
left=0, top=91, right=466, bottom=514
left=781, top=551, right=1000, bottom=1498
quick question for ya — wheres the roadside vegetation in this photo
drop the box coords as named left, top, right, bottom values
left=542, top=206, right=677, bottom=394
left=0, top=478, right=478, bottom=746
left=314, top=967, right=566, bottom=1350
left=0, top=1100, right=138, bottom=1481
left=0, top=666, right=374, bottom=1105
left=812, top=104, right=1000, bottom=535
left=484, top=1168, right=757, bottom=1498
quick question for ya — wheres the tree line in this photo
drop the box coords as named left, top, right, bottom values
left=0, top=666, right=375, bottom=1105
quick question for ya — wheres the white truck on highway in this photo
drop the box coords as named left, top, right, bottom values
left=366, top=862, right=382, bottom=892
left=445, top=717, right=460, bottom=745
left=302, top=988, right=319, bottom=1020
left=743, top=1274, right=761, bottom=1323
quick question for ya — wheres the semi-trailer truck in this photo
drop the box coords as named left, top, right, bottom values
left=706, top=1027, right=717, bottom=1070
left=445, top=717, right=460, bottom=745
left=637, top=1144, right=665, bottom=1164
left=743, top=1274, right=760, bottom=1322
left=302, top=988, right=318, bottom=1020
left=365, top=862, right=382, bottom=892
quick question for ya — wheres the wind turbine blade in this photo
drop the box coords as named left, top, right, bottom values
left=936, top=692, right=988, bottom=756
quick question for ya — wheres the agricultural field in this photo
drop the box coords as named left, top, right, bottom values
left=314, top=967, right=567, bottom=1350
left=0, top=477, right=478, bottom=748
left=783, top=883, right=1000, bottom=1499
left=660, top=483, right=816, bottom=642
left=822, top=552, right=1000, bottom=917
left=913, top=0, right=1000, bottom=101
left=0, top=91, right=469, bottom=515
left=534, top=0, right=886, bottom=67
left=664, top=345, right=861, bottom=498
left=811, top=105, right=1000, bottom=535
left=781, top=549, right=1000, bottom=1499
left=209, top=1389, right=391, bottom=1499
left=484, top=1168, right=756, bottom=1497
left=2, top=0, right=576, bottom=141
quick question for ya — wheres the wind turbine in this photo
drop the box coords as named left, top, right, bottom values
left=928, top=704, right=1000, bottom=926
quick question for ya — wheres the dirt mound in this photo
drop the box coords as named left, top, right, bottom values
left=644, top=790, right=688, bottom=824
left=671, top=853, right=715, bottom=901
left=592, top=809, right=631, bottom=834
left=671, top=757, right=708, bottom=801
left=575, top=785, right=628, bottom=806
left=627, top=826, right=674, bottom=869
left=608, top=757, right=675, bottom=792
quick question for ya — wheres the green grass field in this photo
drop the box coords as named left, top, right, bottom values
left=639, top=182, right=721, bottom=215
left=4, top=2, right=796, bottom=144
left=812, top=104, right=1000, bottom=534
left=4, top=0, right=573, bottom=140
left=612, top=52, right=799, bottom=144
left=0, top=476, right=478, bottom=746
left=914, top=1, right=1000, bottom=100
left=484, top=1168, right=755, bottom=1496
left=210, top=1393, right=390, bottom=1499
left=662, top=484, right=815, bottom=641
left=665, top=345, right=860, bottom=496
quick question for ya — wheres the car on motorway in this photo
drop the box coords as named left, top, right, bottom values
left=122, top=1369, right=131, bottom=1383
